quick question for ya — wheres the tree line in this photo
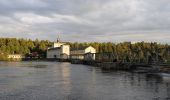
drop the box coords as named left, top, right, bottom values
left=0, top=38, right=52, bottom=59
left=0, top=38, right=170, bottom=63
left=69, top=42, right=170, bottom=63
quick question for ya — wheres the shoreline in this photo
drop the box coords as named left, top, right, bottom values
left=1, top=59, right=170, bottom=74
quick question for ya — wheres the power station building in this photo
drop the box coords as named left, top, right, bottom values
left=46, top=39, right=70, bottom=59
left=46, top=39, right=96, bottom=60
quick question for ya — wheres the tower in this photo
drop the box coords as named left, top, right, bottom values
left=52, top=34, right=64, bottom=48
left=57, top=35, right=60, bottom=43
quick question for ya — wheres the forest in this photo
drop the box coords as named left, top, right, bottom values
left=69, top=42, right=170, bottom=63
left=0, top=38, right=52, bottom=60
left=0, top=38, right=170, bottom=63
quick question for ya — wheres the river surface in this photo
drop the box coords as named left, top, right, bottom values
left=0, top=61, right=170, bottom=100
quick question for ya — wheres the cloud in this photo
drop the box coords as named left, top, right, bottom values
left=0, top=0, right=170, bottom=43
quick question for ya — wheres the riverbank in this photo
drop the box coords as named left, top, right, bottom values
left=70, top=59, right=170, bottom=74
left=1, top=58, right=170, bottom=74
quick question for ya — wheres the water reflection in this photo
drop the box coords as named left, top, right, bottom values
left=0, top=61, right=170, bottom=100
left=60, top=63, right=71, bottom=94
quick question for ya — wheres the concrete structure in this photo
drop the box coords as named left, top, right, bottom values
left=46, top=39, right=70, bottom=59
left=70, top=46, right=96, bottom=60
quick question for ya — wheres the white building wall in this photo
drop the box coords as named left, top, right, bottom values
left=61, top=45, right=70, bottom=55
left=85, top=46, right=96, bottom=60
left=47, top=49, right=61, bottom=58
left=61, top=45, right=70, bottom=59
left=53, top=42, right=65, bottom=48
left=71, top=55, right=84, bottom=60
left=47, top=42, right=70, bottom=59
left=85, top=46, right=96, bottom=53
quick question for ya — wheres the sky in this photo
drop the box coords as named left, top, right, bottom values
left=0, top=0, right=170, bottom=43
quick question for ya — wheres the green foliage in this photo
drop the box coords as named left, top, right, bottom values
left=0, top=53, right=8, bottom=61
left=0, top=38, right=52, bottom=57
left=0, top=38, right=169, bottom=63
left=69, top=42, right=170, bottom=63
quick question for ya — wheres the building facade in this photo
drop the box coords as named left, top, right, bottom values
left=70, top=46, right=96, bottom=60
left=46, top=40, right=70, bottom=59
left=8, top=54, right=23, bottom=60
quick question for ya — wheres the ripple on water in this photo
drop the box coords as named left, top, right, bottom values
left=0, top=61, right=170, bottom=100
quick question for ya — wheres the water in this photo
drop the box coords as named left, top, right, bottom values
left=0, top=61, right=170, bottom=100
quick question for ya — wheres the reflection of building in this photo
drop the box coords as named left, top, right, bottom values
left=70, top=46, right=96, bottom=60
left=60, top=63, right=71, bottom=93
left=8, top=54, right=23, bottom=59
left=46, top=39, right=70, bottom=59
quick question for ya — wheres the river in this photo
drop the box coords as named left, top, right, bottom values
left=0, top=61, right=170, bottom=100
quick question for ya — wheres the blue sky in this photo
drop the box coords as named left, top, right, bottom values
left=0, top=0, right=170, bottom=43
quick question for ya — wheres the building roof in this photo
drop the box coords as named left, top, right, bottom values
left=53, top=42, right=65, bottom=44
left=71, top=46, right=94, bottom=51
left=48, top=47, right=61, bottom=51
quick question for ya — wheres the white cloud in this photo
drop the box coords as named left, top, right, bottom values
left=0, top=0, right=169, bottom=43
left=14, top=13, right=53, bottom=24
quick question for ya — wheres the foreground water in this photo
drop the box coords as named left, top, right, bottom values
left=0, top=61, right=170, bottom=100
